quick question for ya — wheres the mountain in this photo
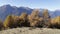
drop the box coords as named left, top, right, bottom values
left=39, top=9, right=60, bottom=18
left=0, top=5, right=60, bottom=21
left=51, top=10, right=60, bottom=18
left=0, top=5, right=33, bottom=21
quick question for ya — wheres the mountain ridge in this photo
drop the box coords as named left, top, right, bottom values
left=0, top=5, right=60, bottom=21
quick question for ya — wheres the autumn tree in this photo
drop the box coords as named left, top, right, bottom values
left=11, top=15, right=20, bottom=27
left=19, top=12, right=30, bottom=27
left=42, top=9, right=51, bottom=28
left=51, top=16, right=60, bottom=28
left=3, top=15, right=14, bottom=28
left=28, top=9, right=42, bottom=27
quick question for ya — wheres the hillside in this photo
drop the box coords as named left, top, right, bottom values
left=0, top=27, right=60, bottom=34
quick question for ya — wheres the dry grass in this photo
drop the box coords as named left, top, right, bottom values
left=0, top=27, right=60, bottom=34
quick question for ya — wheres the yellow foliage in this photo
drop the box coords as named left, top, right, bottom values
left=3, top=15, right=14, bottom=28
left=51, top=16, right=60, bottom=24
left=28, top=9, right=42, bottom=27
left=2, top=10, right=60, bottom=29
left=19, top=12, right=27, bottom=20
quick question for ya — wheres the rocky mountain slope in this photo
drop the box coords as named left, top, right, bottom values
left=0, top=5, right=33, bottom=21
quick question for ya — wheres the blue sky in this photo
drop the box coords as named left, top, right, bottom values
left=0, top=0, right=60, bottom=11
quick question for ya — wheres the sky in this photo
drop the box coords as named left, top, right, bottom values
left=0, top=0, right=60, bottom=11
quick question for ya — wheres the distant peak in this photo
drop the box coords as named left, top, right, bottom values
left=55, top=9, right=60, bottom=11
left=19, top=7, right=29, bottom=9
left=5, top=4, right=10, bottom=6
left=1, top=4, right=11, bottom=7
left=3, top=4, right=10, bottom=6
left=18, top=6, right=32, bottom=10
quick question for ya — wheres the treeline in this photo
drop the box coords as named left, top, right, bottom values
left=0, top=9, right=60, bottom=30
